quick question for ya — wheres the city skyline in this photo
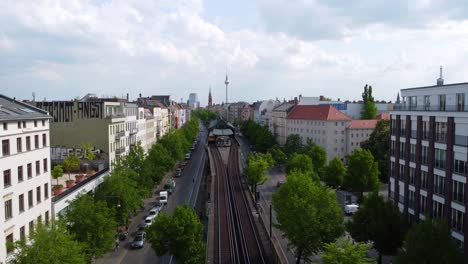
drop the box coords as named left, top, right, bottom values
left=1, top=1, right=468, bottom=105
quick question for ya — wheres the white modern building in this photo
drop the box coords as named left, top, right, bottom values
left=253, top=100, right=281, bottom=127
left=389, top=71, right=468, bottom=253
left=0, top=95, right=52, bottom=263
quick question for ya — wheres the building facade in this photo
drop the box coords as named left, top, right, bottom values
left=389, top=80, right=468, bottom=253
left=269, top=102, right=294, bottom=146
left=0, top=95, right=52, bottom=263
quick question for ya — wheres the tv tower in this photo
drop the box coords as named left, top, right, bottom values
left=225, top=73, right=229, bottom=104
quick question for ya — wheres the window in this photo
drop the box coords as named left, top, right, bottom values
left=42, top=133, right=47, bottom=147
left=15, top=138, right=22, bottom=153
left=435, top=148, right=446, bottom=169
left=36, top=186, right=41, bottom=203
left=454, top=159, right=467, bottom=175
left=399, top=164, right=405, bottom=180
left=457, top=93, right=465, bottom=112
left=45, top=211, right=49, bottom=225
left=409, top=167, right=415, bottom=185
left=6, top=234, right=13, bottom=254
left=26, top=136, right=31, bottom=151
left=422, top=121, right=429, bottom=140
left=36, top=161, right=40, bottom=176
left=42, top=120, right=45, bottom=126
left=433, top=200, right=444, bottom=218
left=34, top=120, right=37, bottom=127
left=20, top=226, right=25, bottom=241
left=3, top=169, right=11, bottom=188
left=421, top=171, right=428, bottom=190
left=410, top=144, right=416, bottom=162
left=28, top=190, right=33, bottom=208
left=452, top=208, right=464, bottom=233
left=390, top=161, right=395, bottom=178
left=422, top=146, right=428, bottom=165
left=420, top=195, right=427, bottom=215
left=391, top=119, right=396, bottom=135
left=435, top=122, right=447, bottom=143
left=27, top=163, right=32, bottom=178
left=29, top=221, right=34, bottom=235
left=3, top=122, right=7, bottom=130
left=434, top=174, right=445, bottom=195
left=391, top=141, right=395, bottom=156
left=17, top=122, right=21, bottom=129
left=409, top=96, right=417, bottom=110
left=44, top=183, right=49, bottom=199
left=424, top=95, right=430, bottom=110
left=400, top=119, right=406, bottom=136
left=408, top=190, right=415, bottom=209
left=34, top=135, right=39, bottom=148
left=453, top=180, right=465, bottom=204
left=4, top=199, right=12, bottom=220
left=2, top=139, right=10, bottom=156
left=43, top=159, right=48, bottom=172
left=19, top=194, right=24, bottom=212
left=439, top=94, right=446, bottom=111
left=22, top=121, right=26, bottom=128
left=17, top=166, right=23, bottom=182
left=399, top=142, right=405, bottom=158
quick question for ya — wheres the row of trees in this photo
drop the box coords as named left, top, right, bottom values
left=240, top=120, right=277, bottom=152
left=12, top=117, right=200, bottom=263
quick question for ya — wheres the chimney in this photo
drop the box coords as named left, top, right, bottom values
left=319, top=95, right=324, bottom=101
left=437, top=65, right=444, bottom=86
left=126, top=93, right=129, bottom=102
left=139, top=93, right=142, bottom=98
left=294, top=97, right=298, bottom=105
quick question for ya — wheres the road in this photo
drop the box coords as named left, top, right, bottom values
left=96, top=123, right=208, bottom=264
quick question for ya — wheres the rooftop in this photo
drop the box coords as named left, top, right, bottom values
left=401, top=81, right=468, bottom=91
left=0, top=95, right=50, bottom=121
left=287, top=105, right=352, bottom=121
left=348, top=119, right=378, bottom=129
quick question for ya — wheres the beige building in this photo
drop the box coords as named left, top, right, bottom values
left=269, top=102, right=295, bottom=146
left=346, top=120, right=378, bottom=154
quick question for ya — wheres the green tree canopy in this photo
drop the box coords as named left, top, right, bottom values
left=144, top=143, right=176, bottom=184
left=324, top=157, right=346, bottom=188
left=147, top=205, right=205, bottom=264
left=63, top=194, right=116, bottom=259
left=286, top=153, right=318, bottom=181
left=272, top=171, right=344, bottom=263
left=361, top=84, right=378, bottom=119
left=347, top=192, right=406, bottom=264
left=361, top=119, right=390, bottom=182
left=95, top=166, right=142, bottom=224
left=304, top=141, right=327, bottom=178
left=268, top=145, right=287, bottom=166
left=240, top=120, right=276, bottom=152
left=344, top=149, right=380, bottom=201
left=62, top=152, right=81, bottom=179
left=14, top=222, right=87, bottom=264
left=81, top=142, right=95, bottom=161
left=284, top=134, right=303, bottom=155
left=192, top=108, right=217, bottom=121
left=396, top=219, right=463, bottom=264
left=122, top=142, right=153, bottom=196
left=322, top=239, right=376, bottom=264
left=245, top=154, right=271, bottom=198
left=159, top=131, right=185, bottom=161
left=51, top=165, right=64, bottom=185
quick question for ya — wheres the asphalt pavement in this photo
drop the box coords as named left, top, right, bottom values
left=95, top=123, right=208, bottom=264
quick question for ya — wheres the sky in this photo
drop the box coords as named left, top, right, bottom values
left=1, top=0, right=468, bottom=106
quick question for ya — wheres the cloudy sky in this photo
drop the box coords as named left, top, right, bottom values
left=1, top=0, right=468, bottom=106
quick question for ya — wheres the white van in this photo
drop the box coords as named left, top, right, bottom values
left=144, top=215, right=156, bottom=227
left=149, top=207, right=160, bottom=217
left=159, top=191, right=168, bottom=205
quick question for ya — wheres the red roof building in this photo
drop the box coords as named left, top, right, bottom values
left=287, top=105, right=352, bottom=121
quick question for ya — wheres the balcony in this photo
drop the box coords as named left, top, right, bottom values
left=394, top=104, right=468, bottom=112
left=130, top=128, right=139, bottom=135
left=115, top=131, right=125, bottom=140
left=115, top=147, right=126, bottom=155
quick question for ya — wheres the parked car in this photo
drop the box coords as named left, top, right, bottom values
left=130, top=232, right=145, bottom=249
left=159, top=191, right=168, bottom=205
left=185, top=153, right=191, bottom=160
left=276, top=180, right=285, bottom=188
left=174, top=169, right=182, bottom=178
left=144, top=215, right=156, bottom=228
left=344, top=204, right=359, bottom=216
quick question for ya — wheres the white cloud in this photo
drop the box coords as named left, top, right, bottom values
left=0, top=33, right=14, bottom=50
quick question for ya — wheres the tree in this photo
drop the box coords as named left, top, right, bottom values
left=322, top=239, right=376, bottom=264
left=62, top=152, right=81, bottom=179
left=14, top=222, right=86, bottom=264
left=361, top=84, right=377, bottom=119
left=272, top=171, right=344, bottom=263
left=144, top=144, right=175, bottom=184
left=284, top=134, right=303, bottom=155
left=268, top=145, right=287, bottom=166
left=63, top=194, right=116, bottom=259
left=324, top=157, right=346, bottom=188
left=304, top=141, right=327, bottom=177
left=240, top=120, right=276, bottom=152
left=147, top=205, right=205, bottom=264
left=159, top=131, right=185, bottom=161
left=245, top=155, right=270, bottom=198
left=347, top=192, right=406, bottom=264
left=81, top=143, right=95, bottom=161
left=344, top=149, right=380, bottom=201
left=51, top=165, right=64, bottom=185
left=286, top=153, right=318, bottom=181
left=122, top=142, right=152, bottom=196
left=95, top=166, right=142, bottom=224
left=361, top=119, right=390, bottom=182
left=396, top=219, right=463, bottom=264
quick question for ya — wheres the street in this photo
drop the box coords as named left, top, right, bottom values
left=96, top=123, right=208, bottom=264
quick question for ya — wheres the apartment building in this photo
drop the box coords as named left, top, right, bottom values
left=346, top=119, right=379, bottom=154
left=269, top=102, right=294, bottom=146
left=0, top=95, right=52, bottom=263
left=389, top=76, right=468, bottom=253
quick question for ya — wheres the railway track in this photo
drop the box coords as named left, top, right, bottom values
left=211, top=142, right=266, bottom=264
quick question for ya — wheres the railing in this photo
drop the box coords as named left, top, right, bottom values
left=115, top=131, right=125, bottom=140
left=115, top=147, right=125, bottom=155
left=130, top=128, right=139, bottom=135
left=108, top=113, right=126, bottom=119
left=394, top=104, right=468, bottom=112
